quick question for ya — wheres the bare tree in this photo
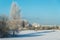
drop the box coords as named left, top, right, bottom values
left=0, top=15, right=9, bottom=38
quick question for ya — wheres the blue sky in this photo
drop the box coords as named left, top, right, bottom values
left=0, top=0, right=60, bottom=25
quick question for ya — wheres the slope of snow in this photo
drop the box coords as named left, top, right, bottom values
left=0, top=30, right=60, bottom=40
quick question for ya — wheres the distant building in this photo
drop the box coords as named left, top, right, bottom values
left=32, top=23, right=40, bottom=27
left=41, top=25, right=57, bottom=27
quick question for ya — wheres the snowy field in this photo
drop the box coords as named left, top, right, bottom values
left=0, top=30, right=60, bottom=40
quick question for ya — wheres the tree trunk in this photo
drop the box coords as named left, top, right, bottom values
left=13, top=30, right=15, bottom=37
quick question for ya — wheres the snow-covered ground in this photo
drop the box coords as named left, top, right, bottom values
left=0, top=30, right=60, bottom=40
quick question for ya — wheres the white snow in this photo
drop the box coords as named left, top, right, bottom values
left=0, top=30, right=60, bottom=40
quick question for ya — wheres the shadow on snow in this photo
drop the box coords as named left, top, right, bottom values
left=4, top=30, right=55, bottom=38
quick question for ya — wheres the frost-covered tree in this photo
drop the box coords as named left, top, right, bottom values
left=8, top=1, right=22, bottom=36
